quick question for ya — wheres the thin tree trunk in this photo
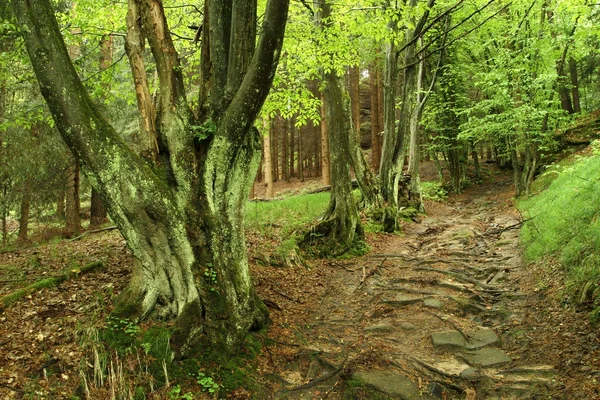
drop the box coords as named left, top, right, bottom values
left=65, top=162, right=81, bottom=236
left=281, top=115, right=289, bottom=180
left=472, top=146, right=481, bottom=181
left=320, top=94, right=331, bottom=186
left=369, top=63, right=381, bottom=170
left=569, top=58, right=581, bottom=113
left=17, top=187, right=31, bottom=243
left=349, top=65, right=361, bottom=141
left=288, top=117, right=295, bottom=178
left=56, top=185, right=65, bottom=220
left=263, top=119, right=274, bottom=198
left=298, top=125, right=304, bottom=181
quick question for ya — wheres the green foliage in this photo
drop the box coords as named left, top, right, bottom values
left=196, top=372, right=220, bottom=394
left=420, top=181, right=448, bottom=202
left=519, top=144, right=600, bottom=318
left=191, top=119, right=217, bottom=141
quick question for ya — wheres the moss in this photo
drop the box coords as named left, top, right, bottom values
left=111, top=286, right=144, bottom=320
left=170, top=298, right=205, bottom=359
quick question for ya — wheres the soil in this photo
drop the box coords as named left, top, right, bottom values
left=1, top=163, right=599, bottom=399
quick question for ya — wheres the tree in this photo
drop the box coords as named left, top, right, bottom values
left=11, top=0, right=290, bottom=358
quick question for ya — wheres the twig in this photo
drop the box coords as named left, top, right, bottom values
left=0, top=382, right=22, bottom=393
left=278, top=358, right=346, bottom=394
left=485, top=219, right=529, bottom=235
left=425, top=310, right=470, bottom=342
left=271, top=287, right=303, bottom=303
left=67, top=226, right=118, bottom=242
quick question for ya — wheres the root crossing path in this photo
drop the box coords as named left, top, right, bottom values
left=270, top=179, right=581, bottom=399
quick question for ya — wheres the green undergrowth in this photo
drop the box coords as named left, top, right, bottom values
left=519, top=141, right=600, bottom=321
left=245, top=192, right=330, bottom=264
left=421, top=180, right=448, bottom=202
left=77, top=316, right=267, bottom=399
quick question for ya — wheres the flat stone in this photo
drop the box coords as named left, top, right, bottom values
left=352, top=370, right=421, bottom=399
left=431, top=328, right=499, bottom=350
left=400, top=322, right=418, bottom=331
left=365, top=322, right=394, bottom=332
left=430, top=360, right=472, bottom=377
left=459, top=367, right=482, bottom=381
left=462, top=348, right=512, bottom=367
left=431, top=331, right=466, bottom=349
left=423, top=298, right=444, bottom=309
left=466, top=328, right=499, bottom=349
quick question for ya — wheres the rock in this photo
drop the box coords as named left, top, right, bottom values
left=427, top=382, right=449, bottom=399
left=352, top=370, right=422, bottom=399
left=430, top=360, right=472, bottom=377
left=431, top=330, right=467, bottom=349
left=466, top=328, right=499, bottom=349
left=460, top=367, right=482, bottom=381
left=365, top=322, right=394, bottom=332
left=423, top=298, right=444, bottom=309
left=462, top=348, right=512, bottom=367
left=489, top=270, right=507, bottom=285
left=431, top=328, right=499, bottom=350
left=400, top=322, right=418, bottom=331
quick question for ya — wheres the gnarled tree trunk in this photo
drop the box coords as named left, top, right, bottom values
left=12, top=0, right=289, bottom=358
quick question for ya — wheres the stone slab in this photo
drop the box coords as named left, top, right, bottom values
left=462, top=347, right=512, bottom=367
left=352, top=370, right=421, bottom=400
left=431, top=328, right=499, bottom=350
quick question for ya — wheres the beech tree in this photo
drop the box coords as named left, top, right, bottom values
left=11, top=0, right=290, bottom=357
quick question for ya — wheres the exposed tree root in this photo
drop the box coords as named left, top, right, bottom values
left=0, top=261, right=103, bottom=313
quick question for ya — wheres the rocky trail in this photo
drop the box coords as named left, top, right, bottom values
left=265, top=176, right=600, bottom=399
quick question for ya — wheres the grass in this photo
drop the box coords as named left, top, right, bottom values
left=245, top=191, right=330, bottom=231
left=245, top=192, right=330, bottom=263
left=519, top=141, right=600, bottom=320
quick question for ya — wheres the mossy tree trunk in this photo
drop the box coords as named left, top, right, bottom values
left=303, top=0, right=362, bottom=256
left=12, top=0, right=289, bottom=357
left=379, top=0, right=434, bottom=230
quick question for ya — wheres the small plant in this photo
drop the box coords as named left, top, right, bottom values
left=168, top=385, right=194, bottom=399
left=107, top=316, right=141, bottom=337
left=204, top=264, right=217, bottom=285
left=196, top=371, right=219, bottom=394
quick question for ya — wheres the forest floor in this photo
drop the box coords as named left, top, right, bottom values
left=0, top=164, right=599, bottom=399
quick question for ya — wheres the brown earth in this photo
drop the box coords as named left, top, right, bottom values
left=0, top=164, right=599, bottom=399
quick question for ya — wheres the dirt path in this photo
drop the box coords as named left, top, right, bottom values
left=265, top=175, right=600, bottom=399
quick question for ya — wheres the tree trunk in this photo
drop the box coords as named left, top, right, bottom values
left=369, top=63, right=381, bottom=170
left=320, top=93, right=331, bottom=186
left=349, top=65, right=361, bottom=141
left=569, top=58, right=581, bottom=113
left=13, top=0, right=290, bottom=359
left=56, top=185, right=65, bottom=221
left=272, top=116, right=279, bottom=181
left=89, top=187, right=108, bottom=228
left=263, top=119, right=274, bottom=198
left=281, top=115, right=289, bottom=180
left=17, top=187, right=31, bottom=243
left=298, top=125, right=304, bottom=181
left=288, top=117, right=295, bottom=178
left=303, top=0, right=362, bottom=255
left=65, top=162, right=81, bottom=236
